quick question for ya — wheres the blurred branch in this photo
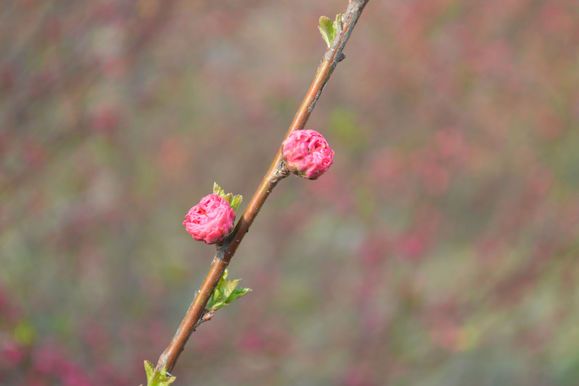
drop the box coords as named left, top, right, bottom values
left=153, top=0, right=371, bottom=377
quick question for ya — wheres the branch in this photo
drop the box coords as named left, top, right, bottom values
left=154, top=0, right=370, bottom=376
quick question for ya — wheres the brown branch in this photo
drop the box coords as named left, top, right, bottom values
left=154, top=0, right=370, bottom=375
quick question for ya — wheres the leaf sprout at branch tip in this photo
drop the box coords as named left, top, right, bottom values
left=318, top=13, right=343, bottom=48
left=144, top=360, right=175, bottom=386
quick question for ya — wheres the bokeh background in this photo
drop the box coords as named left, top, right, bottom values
left=1, top=0, right=578, bottom=385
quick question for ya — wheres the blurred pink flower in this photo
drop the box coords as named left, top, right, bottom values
left=183, top=194, right=235, bottom=244
left=1, top=340, right=26, bottom=366
left=282, top=129, right=334, bottom=179
left=395, top=232, right=427, bottom=260
left=60, top=362, right=93, bottom=386
left=33, top=345, right=64, bottom=375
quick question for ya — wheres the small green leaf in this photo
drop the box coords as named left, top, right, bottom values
left=230, top=194, right=243, bottom=211
left=144, top=361, right=176, bottom=386
left=162, top=375, right=176, bottom=386
left=318, top=16, right=333, bottom=48
left=206, top=288, right=222, bottom=311
left=213, top=182, right=225, bottom=196
left=144, top=361, right=154, bottom=381
left=206, top=269, right=251, bottom=312
left=318, top=14, right=342, bottom=48
left=222, top=278, right=240, bottom=298
left=227, top=287, right=252, bottom=303
left=206, top=301, right=225, bottom=311
left=212, top=183, right=243, bottom=212
left=206, top=298, right=216, bottom=310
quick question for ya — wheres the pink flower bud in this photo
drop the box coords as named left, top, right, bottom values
left=282, top=129, right=334, bottom=179
left=183, top=194, right=236, bottom=244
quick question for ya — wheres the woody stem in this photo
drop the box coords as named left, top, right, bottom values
left=154, top=0, right=370, bottom=375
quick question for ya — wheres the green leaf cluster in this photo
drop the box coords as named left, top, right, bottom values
left=318, top=13, right=343, bottom=48
left=213, top=182, right=243, bottom=211
left=144, top=361, right=175, bottom=386
left=206, top=269, right=251, bottom=312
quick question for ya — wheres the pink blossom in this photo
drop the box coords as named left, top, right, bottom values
left=1, top=340, right=25, bottom=366
left=282, top=129, right=334, bottom=179
left=183, top=194, right=235, bottom=244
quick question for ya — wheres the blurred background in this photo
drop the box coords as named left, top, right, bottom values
left=1, top=0, right=578, bottom=385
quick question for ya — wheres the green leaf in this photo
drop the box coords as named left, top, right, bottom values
left=318, top=16, right=333, bottom=48
left=205, top=269, right=251, bottom=312
left=144, top=360, right=154, bottom=381
left=144, top=361, right=176, bottom=386
left=227, top=287, right=252, bottom=303
left=223, top=278, right=240, bottom=298
left=209, top=301, right=224, bottom=311
left=212, top=183, right=243, bottom=212
left=213, top=182, right=225, bottom=196
left=230, top=194, right=243, bottom=211
left=318, top=14, right=342, bottom=48
left=207, top=285, right=224, bottom=311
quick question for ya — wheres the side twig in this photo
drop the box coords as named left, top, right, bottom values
left=154, top=0, right=370, bottom=375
